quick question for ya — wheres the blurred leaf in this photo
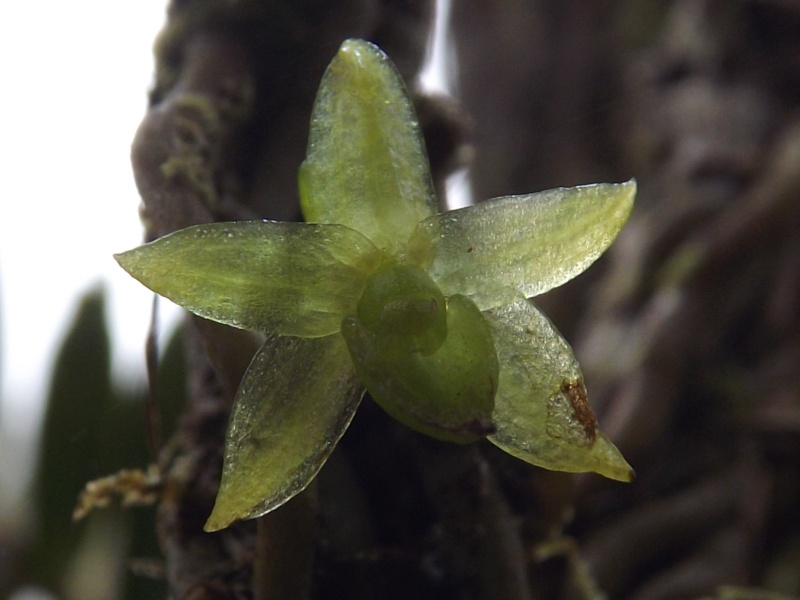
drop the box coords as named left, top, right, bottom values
left=29, top=287, right=164, bottom=599
left=33, top=287, right=113, bottom=588
left=153, top=318, right=187, bottom=442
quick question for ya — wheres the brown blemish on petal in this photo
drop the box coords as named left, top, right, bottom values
left=561, top=378, right=597, bottom=442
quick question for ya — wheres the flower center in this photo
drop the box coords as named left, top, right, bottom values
left=356, top=263, right=447, bottom=356
left=342, top=263, right=499, bottom=443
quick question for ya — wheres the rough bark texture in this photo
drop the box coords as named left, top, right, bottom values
left=130, top=1, right=800, bottom=598
left=452, top=1, right=800, bottom=598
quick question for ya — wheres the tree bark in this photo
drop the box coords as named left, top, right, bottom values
left=130, top=1, right=800, bottom=598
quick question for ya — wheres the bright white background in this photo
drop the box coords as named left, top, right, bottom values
left=0, top=2, right=169, bottom=507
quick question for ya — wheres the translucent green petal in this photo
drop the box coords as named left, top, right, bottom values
left=485, top=299, right=633, bottom=481
left=115, top=221, right=382, bottom=338
left=408, top=181, right=636, bottom=310
left=299, top=39, right=436, bottom=257
left=205, top=333, right=364, bottom=531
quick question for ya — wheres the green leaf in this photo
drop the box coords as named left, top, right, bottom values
left=33, top=289, right=113, bottom=586
left=407, top=181, right=636, bottom=310
left=115, top=221, right=382, bottom=338
left=205, top=333, right=364, bottom=531
left=484, top=299, right=633, bottom=481
left=299, top=39, right=436, bottom=257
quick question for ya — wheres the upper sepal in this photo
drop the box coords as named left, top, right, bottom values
left=299, top=39, right=437, bottom=257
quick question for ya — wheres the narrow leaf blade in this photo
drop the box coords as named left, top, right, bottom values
left=299, top=39, right=436, bottom=256
left=409, top=181, right=636, bottom=310
left=115, top=221, right=381, bottom=337
left=205, top=333, right=364, bottom=531
left=485, top=299, right=633, bottom=481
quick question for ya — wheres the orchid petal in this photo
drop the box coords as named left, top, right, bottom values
left=115, top=221, right=381, bottom=338
left=205, top=333, right=364, bottom=531
left=485, top=299, right=633, bottom=481
left=408, top=181, right=636, bottom=310
left=299, top=39, right=436, bottom=256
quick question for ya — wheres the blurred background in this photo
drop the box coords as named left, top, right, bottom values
left=2, top=1, right=799, bottom=599
left=0, top=2, right=168, bottom=598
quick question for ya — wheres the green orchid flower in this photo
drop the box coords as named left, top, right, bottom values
left=116, top=39, right=636, bottom=532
